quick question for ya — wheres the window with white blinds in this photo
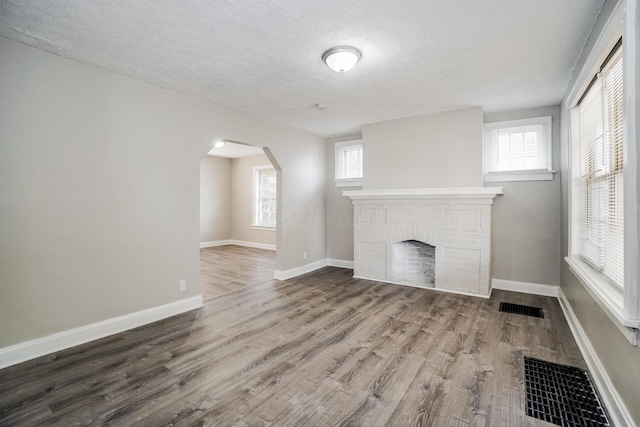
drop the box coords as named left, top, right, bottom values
left=485, top=117, right=552, bottom=173
left=570, top=42, right=624, bottom=289
left=253, top=165, right=277, bottom=227
left=334, top=140, right=363, bottom=186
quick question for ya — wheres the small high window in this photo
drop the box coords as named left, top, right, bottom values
left=484, top=116, right=554, bottom=182
left=334, top=140, right=363, bottom=187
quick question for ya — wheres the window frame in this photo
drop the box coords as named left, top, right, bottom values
left=252, top=164, right=277, bottom=230
left=334, top=139, right=363, bottom=187
left=483, top=116, right=555, bottom=182
left=564, top=2, right=638, bottom=344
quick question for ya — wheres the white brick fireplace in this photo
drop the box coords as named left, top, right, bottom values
left=344, top=188, right=503, bottom=298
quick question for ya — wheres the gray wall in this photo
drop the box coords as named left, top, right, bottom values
left=485, top=106, right=562, bottom=286
left=0, top=37, right=325, bottom=348
left=362, top=107, right=483, bottom=189
left=560, top=0, right=640, bottom=423
left=325, top=134, right=361, bottom=262
left=230, top=154, right=276, bottom=246
left=200, top=156, right=231, bottom=243
left=326, top=105, right=561, bottom=281
left=326, top=106, right=484, bottom=264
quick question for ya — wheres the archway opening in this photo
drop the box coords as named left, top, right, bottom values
left=199, top=140, right=281, bottom=301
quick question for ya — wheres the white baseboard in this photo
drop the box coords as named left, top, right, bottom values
left=327, top=259, right=354, bottom=269
left=273, top=258, right=353, bottom=280
left=557, top=289, right=634, bottom=427
left=230, top=239, right=276, bottom=251
left=0, top=295, right=203, bottom=370
left=200, top=240, right=276, bottom=251
left=274, top=259, right=328, bottom=280
left=200, top=240, right=232, bottom=248
left=491, top=278, right=559, bottom=297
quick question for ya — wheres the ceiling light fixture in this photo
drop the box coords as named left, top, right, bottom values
left=322, top=46, right=361, bottom=73
left=214, top=140, right=225, bottom=148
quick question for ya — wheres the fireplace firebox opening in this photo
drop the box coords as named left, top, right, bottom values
left=393, top=240, right=435, bottom=288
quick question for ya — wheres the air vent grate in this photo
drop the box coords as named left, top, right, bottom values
left=524, top=357, right=610, bottom=427
left=499, top=302, right=544, bottom=318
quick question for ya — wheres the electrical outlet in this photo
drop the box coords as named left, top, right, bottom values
left=303, top=251, right=307, bottom=260
left=179, top=279, right=186, bottom=291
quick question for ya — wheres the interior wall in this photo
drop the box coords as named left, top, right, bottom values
left=0, top=37, right=325, bottom=348
left=559, top=0, right=640, bottom=424
left=200, top=156, right=231, bottom=243
left=325, top=134, right=361, bottom=262
left=326, top=107, right=483, bottom=262
left=485, top=105, right=562, bottom=286
left=362, top=106, right=483, bottom=190
left=230, top=153, right=276, bottom=246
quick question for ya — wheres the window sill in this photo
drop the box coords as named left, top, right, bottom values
left=251, top=225, right=276, bottom=231
left=334, top=178, right=363, bottom=188
left=484, top=170, right=555, bottom=182
left=565, top=256, right=638, bottom=344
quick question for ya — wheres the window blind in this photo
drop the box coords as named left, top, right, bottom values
left=572, top=44, right=624, bottom=288
left=484, top=117, right=551, bottom=174
left=337, top=144, right=363, bottom=179
left=256, top=168, right=276, bottom=226
left=493, top=125, right=547, bottom=171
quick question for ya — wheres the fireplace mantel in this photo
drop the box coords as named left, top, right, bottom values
left=344, top=187, right=503, bottom=298
left=343, top=187, right=503, bottom=200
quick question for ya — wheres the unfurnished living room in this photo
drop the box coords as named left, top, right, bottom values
left=0, top=1, right=639, bottom=426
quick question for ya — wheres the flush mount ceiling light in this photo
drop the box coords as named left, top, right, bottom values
left=322, top=46, right=362, bottom=73
left=214, top=140, right=225, bottom=148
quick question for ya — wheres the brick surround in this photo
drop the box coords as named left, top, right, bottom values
left=344, top=188, right=503, bottom=298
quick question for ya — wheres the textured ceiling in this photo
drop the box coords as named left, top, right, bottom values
left=0, top=0, right=603, bottom=137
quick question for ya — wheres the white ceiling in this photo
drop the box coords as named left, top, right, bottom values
left=0, top=0, right=603, bottom=137
left=207, top=142, right=264, bottom=159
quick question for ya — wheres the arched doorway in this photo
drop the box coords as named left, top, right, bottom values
left=199, top=140, right=281, bottom=301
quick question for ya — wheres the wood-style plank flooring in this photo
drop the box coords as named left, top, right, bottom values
left=0, top=265, right=585, bottom=426
left=200, top=245, right=275, bottom=301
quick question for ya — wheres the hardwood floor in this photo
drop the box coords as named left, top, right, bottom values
left=0, top=267, right=585, bottom=426
left=200, top=245, right=276, bottom=301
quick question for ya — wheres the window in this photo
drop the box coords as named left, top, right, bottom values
left=334, top=140, right=363, bottom=187
left=253, top=165, right=276, bottom=228
left=571, top=42, right=624, bottom=289
left=567, top=36, right=637, bottom=342
left=484, top=116, right=554, bottom=182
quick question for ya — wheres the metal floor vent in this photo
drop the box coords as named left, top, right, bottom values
left=499, top=302, right=544, bottom=318
left=524, top=357, right=610, bottom=427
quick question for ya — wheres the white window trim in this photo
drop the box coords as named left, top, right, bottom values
left=251, top=225, right=276, bottom=231
left=565, top=1, right=639, bottom=344
left=334, top=139, right=363, bottom=187
left=252, top=164, right=276, bottom=229
left=483, top=116, right=555, bottom=182
left=333, top=178, right=363, bottom=188
left=484, top=169, right=555, bottom=183
left=566, top=257, right=638, bottom=344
